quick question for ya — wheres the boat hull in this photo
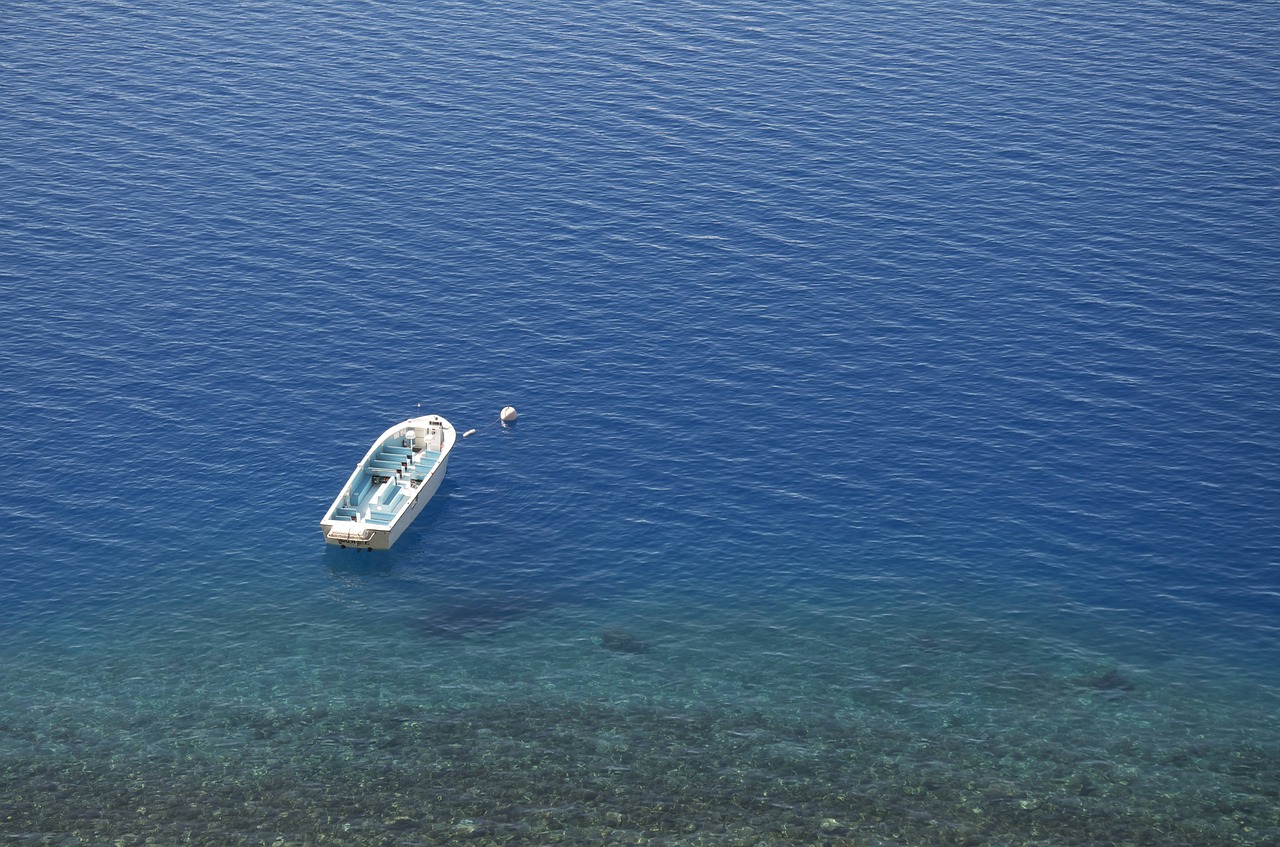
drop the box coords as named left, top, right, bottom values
left=319, top=415, right=455, bottom=550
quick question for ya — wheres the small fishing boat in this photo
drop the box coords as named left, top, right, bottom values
left=320, top=414, right=456, bottom=550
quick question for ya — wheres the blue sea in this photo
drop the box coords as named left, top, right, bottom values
left=3, top=0, right=1279, bottom=843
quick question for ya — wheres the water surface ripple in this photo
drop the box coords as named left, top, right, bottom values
left=2, top=0, right=1279, bottom=844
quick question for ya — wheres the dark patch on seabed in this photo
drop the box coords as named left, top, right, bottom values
left=599, top=627, right=650, bottom=653
left=411, top=583, right=590, bottom=639
left=416, top=598, right=536, bottom=638
left=3, top=697, right=1278, bottom=846
left=1082, top=666, right=1136, bottom=693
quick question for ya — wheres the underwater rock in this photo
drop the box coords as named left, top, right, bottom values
left=820, top=818, right=852, bottom=836
left=385, top=816, right=417, bottom=831
left=599, top=628, right=648, bottom=654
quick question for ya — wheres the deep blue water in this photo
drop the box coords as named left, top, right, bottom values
left=3, top=0, right=1279, bottom=843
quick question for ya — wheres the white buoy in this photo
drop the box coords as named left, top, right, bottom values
left=462, top=429, right=477, bottom=438
left=500, top=406, right=518, bottom=422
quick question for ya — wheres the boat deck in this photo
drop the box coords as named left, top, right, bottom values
left=329, top=442, right=442, bottom=526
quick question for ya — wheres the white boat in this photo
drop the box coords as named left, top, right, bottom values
left=320, top=414, right=456, bottom=550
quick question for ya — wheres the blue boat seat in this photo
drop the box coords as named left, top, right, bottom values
left=349, top=474, right=374, bottom=506
left=383, top=483, right=407, bottom=508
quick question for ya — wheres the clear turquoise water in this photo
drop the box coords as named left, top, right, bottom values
left=2, top=0, right=1279, bottom=843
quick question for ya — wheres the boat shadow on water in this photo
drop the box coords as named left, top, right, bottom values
left=320, top=485, right=612, bottom=640
left=413, top=595, right=545, bottom=639
left=319, top=485, right=456, bottom=575
left=321, top=546, right=584, bottom=642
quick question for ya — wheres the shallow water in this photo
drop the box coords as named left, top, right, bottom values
left=3, top=0, right=1279, bottom=843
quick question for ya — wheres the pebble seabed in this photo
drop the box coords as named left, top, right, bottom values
left=2, top=601, right=1278, bottom=847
